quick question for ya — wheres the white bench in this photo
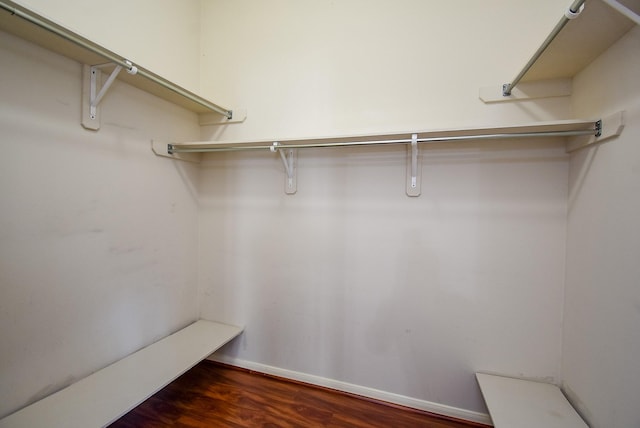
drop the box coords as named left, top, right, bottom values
left=0, top=320, right=243, bottom=428
left=476, top=373, right=588, bottom=428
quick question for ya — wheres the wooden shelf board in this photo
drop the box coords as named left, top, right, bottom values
left=476, top=373, right=588, bottom=428
left=0, top=320, right=243, bottom=428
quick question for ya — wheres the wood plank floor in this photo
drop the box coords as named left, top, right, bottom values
left=110, top=360, right=487, bottom=428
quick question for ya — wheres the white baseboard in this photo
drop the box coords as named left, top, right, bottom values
left=208, top=355, right=491, bottom=426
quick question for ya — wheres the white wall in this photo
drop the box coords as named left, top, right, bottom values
left=13, top=0, right=203, bottom=92
left=200, top=142, right=569, bottom=418
left=199, top=0, right=568, bottom=140
left=198, top=0, right=572, bottom=419
left=0, top=30, right=201, bottom=418
left=7, top=1, right=634, bottom=424
left=563, top=26, right=640, bottom=428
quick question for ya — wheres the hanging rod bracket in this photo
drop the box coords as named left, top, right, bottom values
left=272, top=142, right=297, bottom=194
left=199, top=108, right=247, bottom=126
left=82, top=62, right=131, bottom=130
left=502, top=83, right=512, bottom=97
left=151, top=140, right=202, bottom=164
left=90, top=64, right=122, bottom=116
left=406, top=134, right=421, bottom=197
left=482, top=79, right=572, bottom=103
left=566, top=111, right=625, bottom=152
left=564, top=2, right=585, bottom=19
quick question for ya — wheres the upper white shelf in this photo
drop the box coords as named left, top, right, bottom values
left=520, top=0, right=639, bottom=83
left=0, top=0, right=239, bottom=124
left=482, top=0, right=639, bottom=102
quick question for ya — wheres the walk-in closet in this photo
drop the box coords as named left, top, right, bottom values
left=1, top=1, right=638, bottom=427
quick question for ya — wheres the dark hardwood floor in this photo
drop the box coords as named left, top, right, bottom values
left=110, top=360, right=487, bottom=428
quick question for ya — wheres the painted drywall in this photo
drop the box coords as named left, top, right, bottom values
left=198, top=0, right=572, bottom=418
left=200, top=142, right=569, bottom=418
left=12, top=0, right=202, bottom=93
left=0, top=30, right=201, bottom=418
left=563, top=26, right=640, bottom=428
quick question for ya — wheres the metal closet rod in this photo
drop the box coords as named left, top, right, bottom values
left=503, top=0, right=587, bottom=96
left=0, top=0, right=233, bottom=119
left=168, top=127, right=599, bottom=153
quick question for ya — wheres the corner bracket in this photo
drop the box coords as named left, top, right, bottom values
left=566, top=111, right=625, bottom=152
left=199, top=108, right=248, bottom=126
left=151, top=140, right=201, bottom=163
left=479, top=78, right=572, bottom=103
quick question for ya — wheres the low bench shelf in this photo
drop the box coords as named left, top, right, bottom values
left=0, top=320, right=243, bottom=428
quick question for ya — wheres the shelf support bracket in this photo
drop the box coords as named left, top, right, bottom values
left=406, top=134, right=421, bottom=197
left=90, top=64, right=122, bottom=119
left=566, top=111, right=625, bottom=152
left=271, top=142, right=297, bottom=194
left=82, top=61, right=137, bottom=130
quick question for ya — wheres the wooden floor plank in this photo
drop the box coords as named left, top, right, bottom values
left=111, top=360, right=487, bottom=428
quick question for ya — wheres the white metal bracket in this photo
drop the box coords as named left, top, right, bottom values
left=150, top=140, right=202, bottom=163
left=479, top=78, right=572, bottom=103
left=199, top=108, right=248, bottom=126
left=406, top=134, right=421, bottom=197
left=271, top=142, right=297, bottom=194
left=82, top=61, right=137, bottom=130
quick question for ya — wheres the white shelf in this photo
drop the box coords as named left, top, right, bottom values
left=476, top=373, right=588, bottom=428
left=481, top=0, right=639, bottom=103
left=521, top=0, right=639, bottom=83
left=0, top=0, right=234, bottom=120
left=0, top=320, right=243, bottom=428
left=153, top=116, right=624, bottom=197
left=165, top=118, right=600, bottom=153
